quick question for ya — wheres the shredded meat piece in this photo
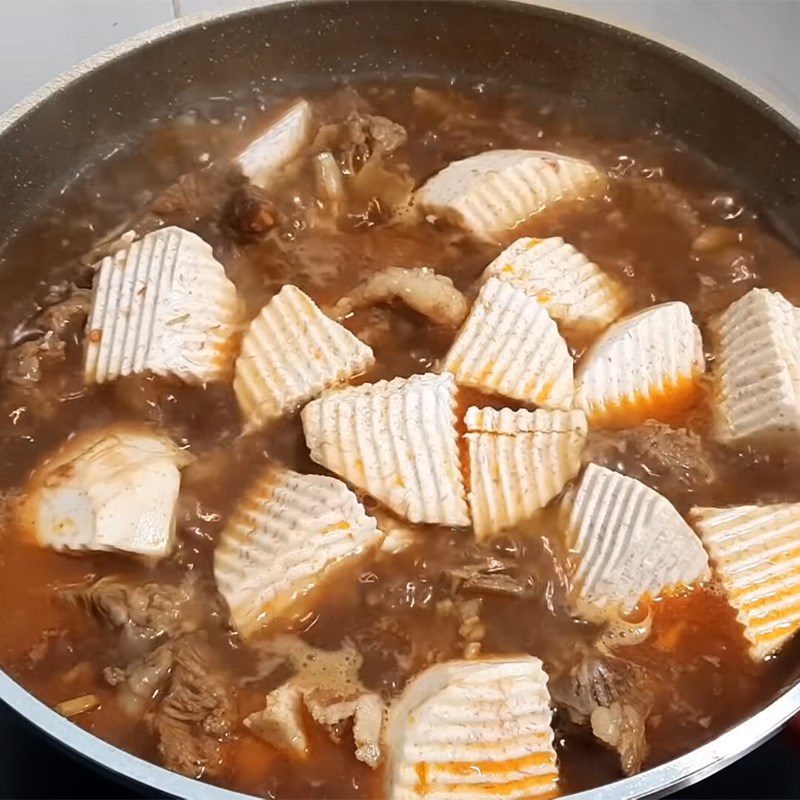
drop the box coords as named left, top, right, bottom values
left=152, top=635, right=236, bottom=779
left=437, top=596, right=486, bottom=659
left=224, top=184, right=281, bottom=239
left=333, top=267, right=468, bottom=326
left=69, top=577, right=199, bottom=644
left=104, top=642, right=175, bottom=715
left=626, top=179, right=702, bottom=236
left=302, top=689, right=384, bottom=768
left=584, top=422, right=717, bottom=503
left=448, top=559, right=529, bottom=598
left=550, top=648, right=653, bottom=775
left=352, top=693, right=383, bottom=768
left=245, top=682, right=308, bottom=756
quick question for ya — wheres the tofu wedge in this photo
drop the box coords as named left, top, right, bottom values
left=709, top=288, right=800, bottom=448
left=234, top=99, right=313, bottom=188
left=690, top=503, right=800, bottom=660
left=386, top=656, right=559, bottom=800
left=575, top=302, right=705, bottom=428
left=443, top=278, right=574, bottom=408
left=23, top=427, right=188, bottom=559
left=416, top=149, right=602, bottom=240
left=566, top=464, right=710, bottom=614
left=482, top=237, right=627, bottom=334
left=214, top=469, right=383, bottom=638
left=234, top=285, right=374, bottom=427
left=84, top=226, right=240, bottom=385
left=465, top=407, right=587, bottom=539
left=301, top=372, right=469, bottom=526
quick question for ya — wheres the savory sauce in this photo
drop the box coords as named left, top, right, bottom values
left=1, top=82, right=800, bottom=799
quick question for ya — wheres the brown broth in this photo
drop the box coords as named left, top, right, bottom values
left=1, top=82, right=800, bottom=799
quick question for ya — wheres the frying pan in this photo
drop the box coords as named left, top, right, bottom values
left=1, top=1, right=800, bottom=798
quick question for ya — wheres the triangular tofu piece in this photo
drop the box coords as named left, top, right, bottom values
left=690, top=503, right=800, bottom=660
left=443, top=278, right=574, bottom=408
left=214, top=469, right=383, bottom=638
left=482, top=237, right=627, bottom=334
left=416, top=149, right=602, bottom=240
left=84, top=226, right=240, bottom=385
left=709, top=288, right=800, bottom=448
left=575, top=302, right=705, bottom=428
left=301, top=372, right=469, bottom=526
left=22, top=427, right=188, bottom=559
left=234, top=285, right=374, bottom=427
left=566, top=464, right=710, bottom=614
left=385, top=656, right=559, bottom=800
left=465, top=407, right=587, bottom=539
left=234, top=99, right=312, bottom=188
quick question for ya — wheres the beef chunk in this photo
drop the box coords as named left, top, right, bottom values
left=150, top=168, right=234, bottom=224
left=104, top=641, right=175, bottom=715
left=3, top=333, right=65, bottom=388
left=36, top=285, right=92, bottom=337
left=152, top=635, right=236, bottom=779
left=551, top=649, right=653, bottom=776
left=2, top=284, right=90, bottom=391
left=313, top=111, right=407, bottom=174
left=585, top=421, right=717, bottom=503
left=224, top=184, right=281, bottom=239
left=70, top=577, right=199, bottom=644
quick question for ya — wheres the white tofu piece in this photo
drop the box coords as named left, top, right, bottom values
left=84, top=226, right=240, bottom=386
left=214, top=469, right=383, bottom=638
left=709, top=288, right=800, bottom=448
left=482, top=237, right=627, bottom=333
left=244, top=683, right=308, bottom=756
left=23, top=427, right=187, bottom=559
left=566, top=463, right=710, bottom=614
left=690, top=503, right=800, bottom=660
left=443, top=278, right=574, bottom=408
left=385, top=656, right=559, bottom=800
left=301, top=372, right=469, bottom=526
left=234, top=99, right=313, bottom=188
left=465, top=406, right=587, bottom=539
left=234, top=285, right=374, bottom=428
left=574, top=302, right=705, bottom=428
left=416, top=149, right=603, bottom=240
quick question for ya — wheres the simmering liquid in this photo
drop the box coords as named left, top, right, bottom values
left=1, top=82, right=800, bottom=799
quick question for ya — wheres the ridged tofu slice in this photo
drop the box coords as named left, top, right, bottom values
left=234, top=285, right=374, bottom=428
left=465, top=407, right=587, bottom=539
left=84, top=226, right=240, bottom=385
left=482, top=237, right=627, bottom=334
left=23, top=427, right=188, bottom=558
left=690, top=504, right=800, bottom=660
left=443, top=278, right=574, bottom=408
left=214, top=469, right=383, bottom=638
left=416, top=149, right=603, bottom=241
left=301, top=372, right=469, bottom=526
left=234, top=99, right=312, bottom=188
left=386, top=656, right=559, bottom=800
left=574, top=302, right=705, bottom=428
left=566, top=464, right=710, bottom=615
left=709, top=288, right=800, bottom=448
